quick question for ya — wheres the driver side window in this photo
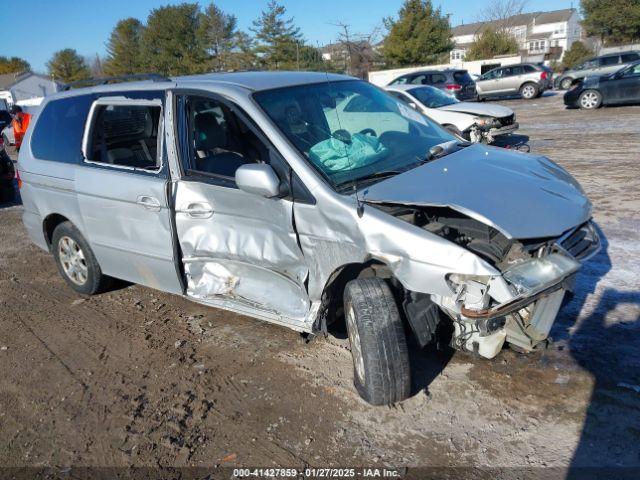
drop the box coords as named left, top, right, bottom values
left=183, top=97, right=267, bottom=182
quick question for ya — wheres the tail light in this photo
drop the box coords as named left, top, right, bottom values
left=541, top=71, right=548, bottom=80
left=445, top=84, right=462, bottom=92
left=16, top=169, right=22, bottom=189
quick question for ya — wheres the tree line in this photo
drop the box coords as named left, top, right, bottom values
left=2, top=0, right=639, bottom=83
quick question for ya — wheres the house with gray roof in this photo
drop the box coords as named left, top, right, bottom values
left=450, top=8, right=582, bottom=63
left=0, top=71, right=62, bottom=107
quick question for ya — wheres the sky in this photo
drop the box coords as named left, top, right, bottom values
left=3, top=0, right=575, bottom=73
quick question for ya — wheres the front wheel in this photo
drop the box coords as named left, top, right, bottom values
left=579, top=90, right=602, bottom=110
left=520, top=83, right=539, bottom=100
left=344, top=278, right=411, bottom=405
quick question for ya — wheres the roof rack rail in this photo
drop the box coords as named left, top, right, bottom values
left=61, top=73, right=171, bottom=91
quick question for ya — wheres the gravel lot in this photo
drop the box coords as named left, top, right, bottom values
left=1, top=92, right=639, bottom=477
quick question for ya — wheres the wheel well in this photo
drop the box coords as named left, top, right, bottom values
left=520, top=81, right=537, bottom=90
left=43, top=214, right=70, bottom=249
left=316, top=260, right=397, bottom=331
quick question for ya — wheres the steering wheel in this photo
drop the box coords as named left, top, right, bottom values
left=359, top=128, right=377, bottom=137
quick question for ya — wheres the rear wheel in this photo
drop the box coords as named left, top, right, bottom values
left=52, top=221, right=111, bottom=295
left=579, top=90, right=602, bottom=110
left=344, top=278, right=411, bottom=405
left=520, top=82, right=539, bottom=100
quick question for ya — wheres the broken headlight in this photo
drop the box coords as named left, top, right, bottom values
left=473, top=116, right=499, bottom=129
left=503, top=253, right=580, bottom=296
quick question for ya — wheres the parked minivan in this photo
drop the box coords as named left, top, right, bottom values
left=18, top=72, right=599, bottom=405
left=475, top=63, right=552, bottom=100
left=555, top=51, right=640, bottom=90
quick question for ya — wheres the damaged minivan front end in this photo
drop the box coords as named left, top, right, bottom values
left=361, top=144, right=600, bottom=358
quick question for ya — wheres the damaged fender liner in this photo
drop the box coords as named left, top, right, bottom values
left=460, top=276, right=574, bottom=320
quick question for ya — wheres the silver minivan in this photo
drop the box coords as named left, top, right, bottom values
left=18, top=72, right=599, bottom=405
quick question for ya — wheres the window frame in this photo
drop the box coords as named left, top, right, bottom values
left=81, top=97, right=165, bottom=175
left=173, top=89, right=282, bottom=191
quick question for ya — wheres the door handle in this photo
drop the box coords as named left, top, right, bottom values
left=136, top=195, right=161, bottom=212
left=182, top=202, right=214, bottom=219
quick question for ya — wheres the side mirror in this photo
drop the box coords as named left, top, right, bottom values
left=235, top=163, right=281, bottom=198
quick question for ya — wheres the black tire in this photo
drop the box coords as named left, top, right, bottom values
left=343, top=278, right=411, bottom=405
left=578, top=89, right=602, bottom=110
left=52, top=221, right=111, bottom=295
left=560, top=77, right=573, bottom=90
left=519, top=82, right=539, bottom=100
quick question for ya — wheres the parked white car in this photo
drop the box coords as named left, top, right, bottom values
left=386, top=85, right=518, bottom=143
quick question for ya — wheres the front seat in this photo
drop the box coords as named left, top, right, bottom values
left=194, top=112, right=247, bottom=177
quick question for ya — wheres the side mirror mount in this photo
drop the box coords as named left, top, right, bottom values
left=235, top=163, right=281, bottom=198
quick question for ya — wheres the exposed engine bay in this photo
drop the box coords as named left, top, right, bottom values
left=370, top=202, right=599, bottom=358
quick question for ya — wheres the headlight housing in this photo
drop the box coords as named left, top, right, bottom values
left=473, top=116, right=499, bottom=128
left=503, top=253, right=580, bottom=296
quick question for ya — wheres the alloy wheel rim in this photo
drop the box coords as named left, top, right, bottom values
left=523, top=85, right=535, bottom=98
left=58, top=236, right=88, bottom=285
left=581, top=92, right=598, bottom=109
left=346, top=304, right=365, bottom=385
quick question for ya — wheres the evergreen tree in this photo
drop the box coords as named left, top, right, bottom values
left=464, top=26, right=519, bottom=61
left=561, top=41, right=593, bottom=69
left=198, top=3, right=239, bottom=71
left=142, top=3, right=207, bottom=75
left=0, top=57, right=30, bottom=75
left=581, top=0, right=640, bottom=45
left=222, top=31, right=259, bottom=71
left=47, top=49, right=91, bottom=83
left=382, top=0, right=454, bottom=67
left=251, top=0, right=303, bottom=69
left=104, top=18, right=144, bottom=76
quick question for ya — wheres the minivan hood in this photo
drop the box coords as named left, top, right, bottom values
left=363, top=144, right=591, bottom=239
left=439, top=102, right=513, bottom=118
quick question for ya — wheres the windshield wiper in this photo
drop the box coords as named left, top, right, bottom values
left=339, top=170, right=402, bottom=191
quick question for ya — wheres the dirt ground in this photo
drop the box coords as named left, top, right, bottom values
left=1, top=92, right=639, bottom=477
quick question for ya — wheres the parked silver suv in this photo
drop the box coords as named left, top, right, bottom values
left=18, top=72, right=599, bottom=405
left=476, top=63, right=552, bottom=100
left=555, top=51, right=640, bottom=90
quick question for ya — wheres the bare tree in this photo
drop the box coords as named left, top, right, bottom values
left=480, top=0, right=529, bottom=30
left=330, top=21, right=383, bottom=78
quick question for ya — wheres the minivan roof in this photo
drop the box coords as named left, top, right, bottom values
left=54, top=71, right=354, bottom=98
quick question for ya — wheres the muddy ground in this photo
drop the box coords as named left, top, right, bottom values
left=1, top=93, right=639, bottom=477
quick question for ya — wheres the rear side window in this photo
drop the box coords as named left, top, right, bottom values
left=523, top=65, right=537, bottom=73
left=621, top=53, right=640, bottom=62
left=431, top=73, right=447, bottom=84
left=87, top=103, right=161, bottom=170
left=600, top=56, right=620, bottom=66
left=453, top=71, right=472, bottom=83
left=31, top=95, right=94, bottom=163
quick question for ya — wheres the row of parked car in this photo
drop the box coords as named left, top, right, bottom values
left=384, top=51, right=640, bottom=123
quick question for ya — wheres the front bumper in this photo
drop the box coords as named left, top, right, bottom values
left=441, top=223, right=600, bottom=356
left=488, top=121, right=519, bottom=138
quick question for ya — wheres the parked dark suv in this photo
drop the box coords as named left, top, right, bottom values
left=388, top=69, right=477, bottom=101
left=555, top=51, right=640, bottom=90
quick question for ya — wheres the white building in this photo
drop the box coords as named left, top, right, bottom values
left=450, top=9, right=582, bottom=64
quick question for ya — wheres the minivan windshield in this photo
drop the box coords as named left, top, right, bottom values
left=253, top=80, right=456, bottom=190
left=408, top=86, right=458, bottom=108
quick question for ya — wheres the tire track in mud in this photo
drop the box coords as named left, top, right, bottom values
left=0, top=259, right=344, bottom=467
